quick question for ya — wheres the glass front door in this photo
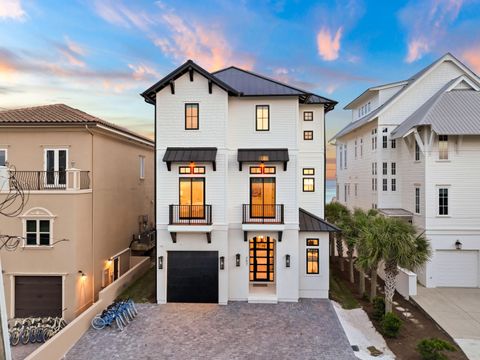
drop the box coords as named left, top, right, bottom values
left=250, top=177, right=276, bottom=218
left=45, top=149, right=67, bottom=186
left=249, top=236, right=275, bottom=282
left=179, top=178, right=205, bottom=218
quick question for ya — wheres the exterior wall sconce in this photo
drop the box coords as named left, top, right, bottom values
left=78, top=270, right=86, bottom=279
left=235, top=254, right=241, bottom=267
left=455, top=240, right=462, bottom=250
left=158, top=256, right=163, bottom=269
left=220, top=256, right=225, bottom=270
left=285, top=254, right=290, bottom=268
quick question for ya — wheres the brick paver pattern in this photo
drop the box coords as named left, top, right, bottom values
left=66, top=299, right=356, bottom=360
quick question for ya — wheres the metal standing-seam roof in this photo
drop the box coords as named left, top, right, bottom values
left=299, top=208, right=340, bottom=232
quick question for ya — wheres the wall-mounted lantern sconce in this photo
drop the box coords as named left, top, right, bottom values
left=455, top=240, right=462, bottom=250
left=235, top=254, right=241, bottom=267
left=158, top=256, right=163, bottom=269
left=220, top=256, right=225, bottom=270
left=78, top=270, right=86, bottom=279
left=285, top=254, right=290, bottom=268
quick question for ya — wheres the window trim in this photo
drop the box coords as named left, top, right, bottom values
left=306, top=246, right=319, bottom=275
left=24, top=219, right=53, bottom=247
left=303, top=111, right=313, bottom=121
left=415, top=187, right=421, bottom=215
left=303, top=178, right=315, bottom=192
left=303, top=130, right=314, bottom=140
left=179, top=166, right=206, bottom=174
left=302, top=168, right=315, bottom=175
left=184, top=103, right=199, bottom=130
left=255, top=105, right=270, bottom=131
left=438, top=186, right=450, bottom=216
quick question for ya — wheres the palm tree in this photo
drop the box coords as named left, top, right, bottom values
left=325, top=202, right=349, bottom=271
left=379, top=218, right=431, bottom=313
left=338, top=209, right=357, bottom=283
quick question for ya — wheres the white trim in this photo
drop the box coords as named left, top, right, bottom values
left=109, top=247, right=130, bottom=260
left=43, top=148, right=69, bottom=188
left=446, top=75, right=480, bottom=91
left=167, top=225, right=213, bottom=232
left=95, top=124, right=154, bottom=147
left=20, top=207, right=56, bottom=247
left=0, top=189, right=92, bottom=195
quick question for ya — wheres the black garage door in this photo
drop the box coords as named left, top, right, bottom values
left=15, top=276, right=62, bottom=318
left=167, top=251, right=218, bottom=303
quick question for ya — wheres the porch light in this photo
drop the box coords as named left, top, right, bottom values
left=285, top=254, right=290, bottom=268
left=455, top=240, right=462, bottom=250
left=189, top=162, right=195, bottom=172
left=220, top=256, right=225, bottom=270
left=78, top=270, right=86, bottom=279
left=235, top=253, right=241, bottom=267
left=158, top=256, right=163, bottom=269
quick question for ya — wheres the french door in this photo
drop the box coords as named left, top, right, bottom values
left=249, top=236, right=275, bottom=282
left=179, top=178, right=205, bottom=218
left=45, top=149, right=67, bottom=187
left=250, top=177, right=276, bottom=218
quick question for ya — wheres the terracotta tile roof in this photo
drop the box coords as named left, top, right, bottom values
left=0, top=104, right=153, bottom=144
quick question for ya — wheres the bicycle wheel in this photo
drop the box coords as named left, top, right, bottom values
left=29, top=328, right=37, bottom=343
left=91, top=315, right=106, bottom=330
left=115, top=316, right=124, bottom=331
left=10, top=329, right=20, bottom=346
left=21, top=330, right=30, bottom=345
left=37, top=327, right=45, bottom=343
left=129, top=300, right=138, bottom=316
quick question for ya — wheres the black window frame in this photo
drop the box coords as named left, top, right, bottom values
left=178, top=177, right=206, bottom=219
left=439, top=187, right=449, bottom=216
left=303, top=178, right=315, bottom=192
left=303, top=168, right=315, bottom=175
left=382, top=162, right=388, bottom=175
left=391, top=139, right=396, bottom=148
left=391, top=178, right=396, bottom=192
left=415, top=187, right=420, bottom=214
left=306, top=248, right=319, bottom=274
left=185, top=103, right=199, bottom=130
left=415, top=141, right=420, bottom=161
left=255, top=105, right=270, bottom=131
left=382, top=135, right=388, bottom=148
left=382, top=178, right=388, bottom=191
left=391, top=162, right=396, bottom=175
left=25, top=219, right=51, bottom=246
left=303, top=111, right=313, bottom=121
left=179, top=166, right=206, bottom=174
left=303, top=131, right=314, bottom=140
left=306, top=238, right=319, bottom=246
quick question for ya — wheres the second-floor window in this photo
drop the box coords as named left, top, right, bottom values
left=139, top=156, right=145, bottom=179
left=303, top=168, right=314, bottom=175
left=438, top=187, right=449, bottom=216
left=344, top=145, right=347, bottom=168
left=304, top=131, right=313, bottom=140
left=185, top=103, right=199, bottom=130
left=360, top=139, right=363, bottom=157
left=256, top=105, right=269, bottom=131
left=179, top=178, right=205, bottom=218
left=438, top=135, right=449, bottom=160
left=25, top=219, right=51, bottom=246
left=303, top=111, right=313, bottom=121
left=391, top=178, right=396, bottom=192
left=0, top=149, right=6, bottom=166
left=415, top=187, right=420, bottom=214
left=391, top=162, right=396, bottom=175
left=415, top=141, right=420, bottom=161
left=382, top=162, right=388, bottom=175
left=382, top=178, right=388, bottom=191
left=303, top=178, right=315, bottom=192
left=391, top=139, right=396, bottom=148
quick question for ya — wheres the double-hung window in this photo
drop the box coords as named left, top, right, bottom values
left=306, top=238, right=319, bottom=274
left=391, top=178, right=396, bottom=192
left=382, top=162, right=388, bottom=175
left=438, top=135, right=448, bottom=160
left=256, top=105, right=269, bottom=131
left=185, top=103, right=199, bottom=130
left=382, top=178, right=388, bottom=191
left=391, top=162, right=396, bottom=175
left=415, top=141, right=420, bottom=161
left=25, top=219, right=51, bottom=246
left=439, top=188, right=449, bottom=216
left=415, top=187, right=420, bottom=214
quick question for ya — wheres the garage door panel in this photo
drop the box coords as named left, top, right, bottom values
left=15, top=276, right=62, bottom=318
left=435, top=251, right=479, bottom=288
left=167, top=251, right=218, bottom=303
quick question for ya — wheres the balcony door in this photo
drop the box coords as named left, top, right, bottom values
left=179, top=178, right=205, bottom=219
left=44, top=149, right=67, bottom=187
left=250, top=177, right=276, bottom=218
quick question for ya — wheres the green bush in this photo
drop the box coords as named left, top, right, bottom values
left=381, top=312, right=402, bottom=338
left=372, top=296, right=385, bottom=321
left=417, top=338, right=456, bottom=360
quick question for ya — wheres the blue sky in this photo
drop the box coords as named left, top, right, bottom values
left=2, top=0, right=480, bottom=176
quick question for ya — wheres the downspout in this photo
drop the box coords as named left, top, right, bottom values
left=153, top=103, right=157, bottom=303
left=85, top=124, right=95, bottom=306
left=323, top=105, right=327, bottom=212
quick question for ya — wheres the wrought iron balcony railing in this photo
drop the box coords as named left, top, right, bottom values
left=169, top=205, right=212, bottom=225
left=11, top=171, right=90, bottom=190
left=242, top=204, right=284, bottom=224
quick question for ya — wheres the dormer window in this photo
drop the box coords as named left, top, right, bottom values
left=438, top=135, right=448, bottom=160
left=256, top=105, right=269, bottom=131
left=185, top=103, right=199, bottom=130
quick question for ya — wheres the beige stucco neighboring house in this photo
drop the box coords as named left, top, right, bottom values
left=0, top=104, right=154, bottom=321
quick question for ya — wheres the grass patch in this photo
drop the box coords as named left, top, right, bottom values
left=329, top=273, right=360, bottom=309
left=117, top=265, right=156, bottom=303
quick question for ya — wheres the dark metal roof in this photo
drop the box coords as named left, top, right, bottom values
left=237, top=148, right=289, bottom=163
left=299, top=208, right=340, bottom=232
left=163, top=147, right=217, bottom=171
left=378, top=208, right=413, bottom=217
left=141, top=60, right=240, bottom=104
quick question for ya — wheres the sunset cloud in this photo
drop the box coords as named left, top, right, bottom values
left=316, top=27, right=343, bottom=61
left=55, top=37, right=88, bottom=68
left=462, top=46, right=480, bottom=73
left=0, top=0, right=25, bottom=21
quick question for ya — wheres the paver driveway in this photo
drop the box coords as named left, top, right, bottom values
left=66, top=300, right=355, bottom=360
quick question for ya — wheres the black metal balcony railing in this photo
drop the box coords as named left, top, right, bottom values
left=242, top=204, right=284, bottom=224
left=11, top=171, right=90, bottom=190
left=169, top=205, right=212, bottom=225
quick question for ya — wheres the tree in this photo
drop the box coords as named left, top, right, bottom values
left=338, top=209, right=357, bottom=283
left=325, top=202, right=349, bottom=271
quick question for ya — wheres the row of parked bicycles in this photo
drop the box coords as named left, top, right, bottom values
left=91, top=299, right=137, bottom=331
left=9, top=317, right=67, bottom=346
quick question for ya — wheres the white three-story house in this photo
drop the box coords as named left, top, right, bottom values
left=142, top=60, right=338, bottom=304
left=333, top=53, right=480, bottom=288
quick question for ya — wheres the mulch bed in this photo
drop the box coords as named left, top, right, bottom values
left=331, top=259, right=468, bottom=360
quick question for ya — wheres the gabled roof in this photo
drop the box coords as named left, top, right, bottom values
left=343, top=80, right=408, bottom=110
left=0, top=104, right=153, bottom=145
left=391, top=77, right=480, bottom=138
left=299, top=208, right=340, bottom=232
left=141, top=60, right=337, bottom=112
left=331, top=53, right=480, bottom=142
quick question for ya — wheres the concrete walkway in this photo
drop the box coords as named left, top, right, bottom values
left=413, top=286, right=480, bottom=360
left=66, top=300, right=356, bottom=360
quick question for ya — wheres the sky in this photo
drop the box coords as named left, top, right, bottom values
left=2, top=0, right=480, bottom=180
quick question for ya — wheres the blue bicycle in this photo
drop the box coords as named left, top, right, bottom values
left=91, top=299, right=137, bottom=331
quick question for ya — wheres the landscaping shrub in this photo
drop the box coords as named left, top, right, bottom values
left=417, top=338, right=456, bottom=360
left=372, top=296, right=385, bottom=321
left=381, top=312, right=402, bottom=338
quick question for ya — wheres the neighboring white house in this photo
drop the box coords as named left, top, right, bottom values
left=332, top=53, right=480, bottom=288
left=141, top=60, right=338, bottom=304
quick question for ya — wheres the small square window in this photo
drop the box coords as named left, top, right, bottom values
left=303, top=178, right=315, bottom=192
left=256, top=105, right=269, bottom=131
left=303, top=111, right=313, bottom=121
left=303, top=168, right=315, bottom=175
left=304, top=131, right=313, bottom=140
left=263, top=167, right=276, bottom=174
left=185, top=103, right=199, bottom=130
left=193, top=166, right=205, bottom=174
left=306, top=238, right=319, bottom=246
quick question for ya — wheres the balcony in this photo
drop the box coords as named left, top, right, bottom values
left=9, top=170, right=90, bottom=191
left=242, top=204, right=284, bottom=224
left=169, top=205, right=212, bottom=225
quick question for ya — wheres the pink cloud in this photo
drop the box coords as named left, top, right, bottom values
left=462, top=47, right=480, bottom=73
left=316, top=27, right=343, bottom=61
left=405, top=39, right=430, bottom=63
left=93, top=0, right=154, bottom=32
left=0, top=0, right=25, bottom=21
